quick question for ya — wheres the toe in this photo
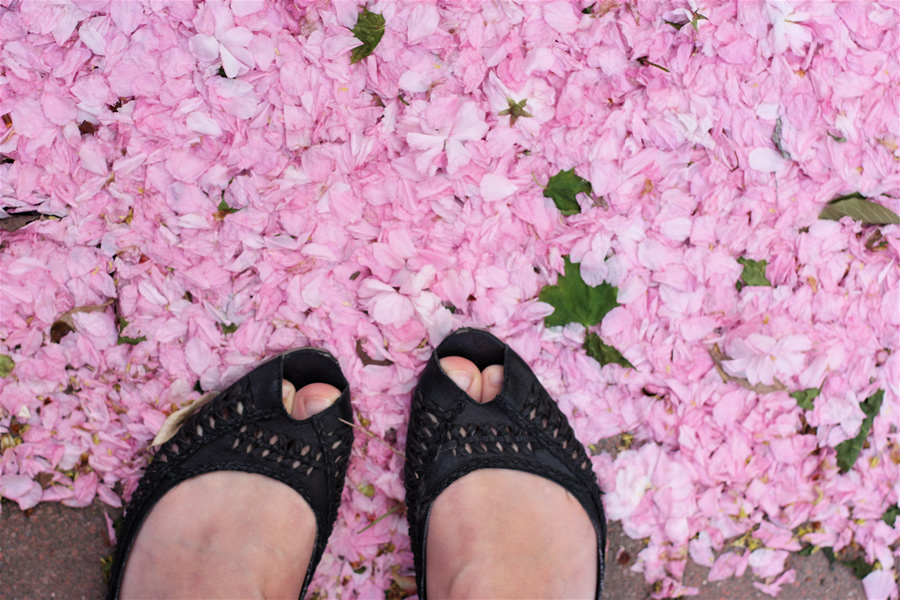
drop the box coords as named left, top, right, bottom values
left=293, top=383, right=342, bottom=420
left=480, top=365, right=504, bottom=404
left=439, top=356, right=482, bottom=402
left=282, top=380, right=297, bottom=416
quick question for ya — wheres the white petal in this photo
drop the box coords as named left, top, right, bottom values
left=480, top=174, right=518, bottom=203
left=398, top=70, right=432, bottom=93
left=445, top=139, right=471, bottom=174
left=220, top=45, right=242, bottom=79
left=186, top=112, right=223, bottom=136
left=407, top=132, right=446, bottom=152
left=188, top=34, right=220, bottom=61
left=748, top=147, right=790, bottom=173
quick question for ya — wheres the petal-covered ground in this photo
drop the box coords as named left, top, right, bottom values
left=1, top=1, right=898, bottom=598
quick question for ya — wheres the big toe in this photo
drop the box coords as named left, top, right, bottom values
left=439, top=356, right=483, bottom=402
left=288, top=381, right=342, bottom=420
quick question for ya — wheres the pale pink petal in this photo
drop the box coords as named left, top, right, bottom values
left=862, top=570, right=898, bottom=600
left=79, top=140, right=109, bottom=176
left=185, top=337, right=212, bottom=376
left=189, top=34, right=220, bottom=62
left=110, top=0, right=143, bottom=34
left=544, top=2, right=580, bottom=34
left=480, top=174, right=518, bottom=203
left=41, top=93, right=77, bottom=126
left=186, top=112, right=223, bottom=136
left=408, top=4, right=439, bottom=44
left=231, top=0, right=265, bottom=17
left=524, top=48, right=555, bottom=75
left=749, top=147, right=790, bottom=174
left=451, top=102, right=489, bottom=142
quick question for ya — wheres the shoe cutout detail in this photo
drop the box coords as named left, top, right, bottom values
left=106, top=348, right=353, bottom=600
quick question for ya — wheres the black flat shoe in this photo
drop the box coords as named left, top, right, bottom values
left=106, top=348, right=353, bottom=600
left=404, top=328, right=607, bottom=599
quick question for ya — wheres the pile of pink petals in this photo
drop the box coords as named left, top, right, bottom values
left=1, top=1, right=898, bottom=598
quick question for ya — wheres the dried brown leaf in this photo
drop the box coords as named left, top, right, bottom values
left=152, top=392, right=217, bottom=446
left=356, top=339, right=393, bottom=366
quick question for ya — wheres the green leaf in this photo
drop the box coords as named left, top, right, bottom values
left=582, top=4, right=595, bottom=14
left=772, top=117, right=791, bottom=161
left=101, top=555, right=114, bottom=585
left=584, top=332, right=635, bottom=369
left=819, top=547, right=874, bottom=579
left=217, top=199, right=239, bottom=214
left=636, top=56, right=670, bottom=73
left=220, top=323, right=238, bottom=335
left=882, top=504, right=900, bottom=527
left=835, top=389, right=883, bottom=473
left=735, top=257, right=772, bottom=291
left=798, top=544, right=815, bottom=556
left=819, top=196, right=900, bottom=226
left=790, top=387, right=820, bottom=411
left=350, top=9, right=385, bottom=64
left=843, top=556, right=875, bottom=580
left=352, top=565, right=367, bottom=574
left=539, top=257, right=619, bottom=328
left=0, top=354, right=15, bottom=378
left=665, top=20, right=686, bottom=30
left=690, top=12, right=708, bottom=31
left=827, top=132, right=847, bottom=143
left=543, top=169, right=592, bottom=216
left=357, top=503, right=402, bottom=534
left=497, top=97, right=533, bottom=126
left=117, top=316, right=145, bottom=345
left=829, top=192, right=867, bottom=203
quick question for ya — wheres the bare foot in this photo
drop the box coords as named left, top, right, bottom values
left=120, top=380, right=341, bottom=599
left=425, top=357, right=598, bottom=599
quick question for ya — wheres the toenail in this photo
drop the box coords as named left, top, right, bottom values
left=297, top=394, right=337, bottom=419
left=302, top=394, right=337, bottom=405
left=447, top=370, right=473, bottom=392
left=488, top=370, right=503, bottom=387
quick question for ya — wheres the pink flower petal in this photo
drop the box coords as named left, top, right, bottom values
left=544, top=2, right=580, bottom=34
left=480, top=174, right=518, bottom=203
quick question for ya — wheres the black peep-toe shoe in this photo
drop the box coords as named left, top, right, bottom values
left=404, top=328, right=607, bottom=599
left=106, top=348, right=353, bottom=599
